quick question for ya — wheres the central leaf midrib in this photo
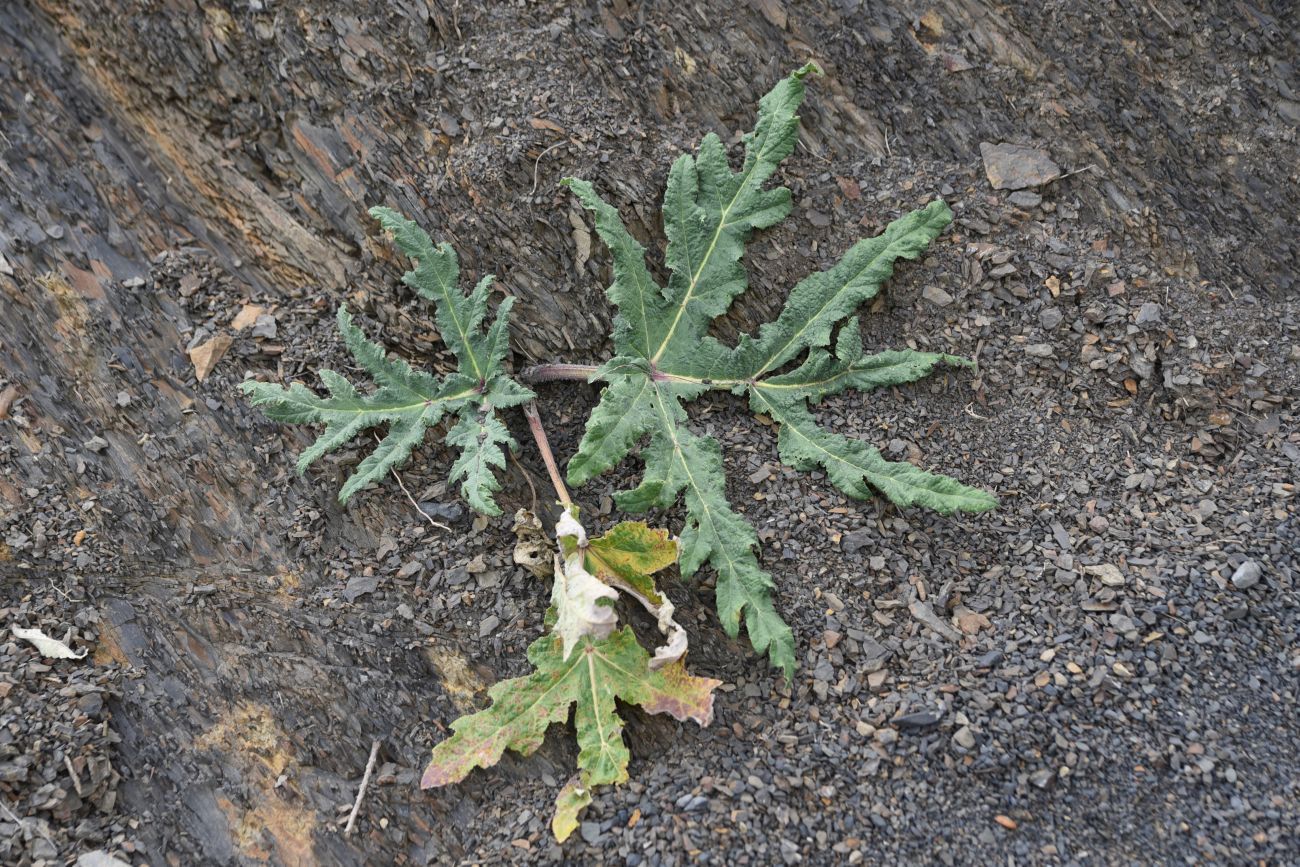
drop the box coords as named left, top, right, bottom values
left=289, top=387, right=478, bottom=417
left=648, top=130, right=781, bottom=365
left=581, top=649, right=618, bottom=778
left=425, top=264, right=483, bottom=380
left=648, top=386, right=760, bottom=611
left=747, top=227, right=924, bottom=381
left=651, top=367, right=853, bottom=393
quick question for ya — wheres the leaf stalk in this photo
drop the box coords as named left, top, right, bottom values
left=523, top=402, right=571, bottom=507
left=520, top=363, right=600, bottom=383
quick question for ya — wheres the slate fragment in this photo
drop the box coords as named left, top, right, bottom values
left=980, top=142, right=1061, bottom=190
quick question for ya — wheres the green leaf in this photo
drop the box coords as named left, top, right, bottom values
left=718, top=199, right=954, bottom=380
left=423, top=512, right=720, bottom=839
left=752, top=391, right=997, bottom=514
left=650, top=62, right=817, bottom=368
left=422, top=627, right=717, bottom=783
left=565, top=66, right=995, bottom=676
left=423, top=629, right=718, bottom=836
left=370, top=207, right=491, bottom=379
left=241, top=211, right=534, bottom=513
left=445, top=406, right=513, bottom=516
left=564, top=181, right=671, bottom=359
left=567, top=373, right=660, bottom=487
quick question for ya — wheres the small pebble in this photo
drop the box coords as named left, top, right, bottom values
left=922, top=285, right=954, bottom=307
left=1008, top=190, right=1042, bottom=208
left=1231, top=560, right=1262, bottom=590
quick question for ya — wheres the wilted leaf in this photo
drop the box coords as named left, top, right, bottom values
left=583, top=521, right=676, bottom=605
left=422, top=628, right=718, bottom=834
left=551, top=776, right=592, bottom=842
left=551, top=547, right=619, bottom=661
left=511, top=508, right=553, bottom=579
left=584, top=521, right=687, bottom=667
left=423, top=509, right=719, bottom=839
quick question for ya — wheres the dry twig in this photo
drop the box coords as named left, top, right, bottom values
left=344, top=738, right=382, bottom=837
left=372, top=433, right=450, bottom=532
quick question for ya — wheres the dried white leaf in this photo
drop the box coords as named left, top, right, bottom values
left=511, top=508, right=553, bottom=579
left=607, top=581, right=688, bottom=669
left=12, top=626, right=87, bottom=659
left=550, top=510, right=690, bottom=666
left=647, top=600, right=687, bottom=669
left=555, top=509, right=588, bottom=547
left=551, top=549, right=618, bottom=661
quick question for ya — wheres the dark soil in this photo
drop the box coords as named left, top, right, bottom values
left=1, top=1, right=1297, bottom=865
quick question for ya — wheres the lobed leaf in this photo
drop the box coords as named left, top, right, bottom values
left=423, top=511, right=718, bottom=839
left=422, top=629, right=717, bottom=791
left=752, top=392, right=996, bottom=514
left=583, top=520, right=677, bottom=605
left=565, top=65, right=996, bottom=676
left=715, top=199, right=954, bottom=380
left=584, top=520, right=689, bottom=667
left=242, top=210, right=534, bottom=513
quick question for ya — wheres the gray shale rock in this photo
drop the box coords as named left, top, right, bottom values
left=922, top=285, right=954, bottom=307
left=1008, top=190, right=1043, bottom=208
left=1136, top=301, right=1164, bottom=327
left=980, top=142, right=1061, bottom=190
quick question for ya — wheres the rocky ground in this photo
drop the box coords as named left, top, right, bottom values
left=2, top=0, right=1298, bottom=865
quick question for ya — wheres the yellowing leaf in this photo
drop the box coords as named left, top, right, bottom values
left=584, top=521, right=677, bottom=605
left=558, top=513, right=694, bottom=666
left=583, top=520, right=687, bottom=667
left=424, top=510, right=719, bottom=840
left=552, top=776, right=592, bottom=842
left=421, top=629, right=719, bottom=836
